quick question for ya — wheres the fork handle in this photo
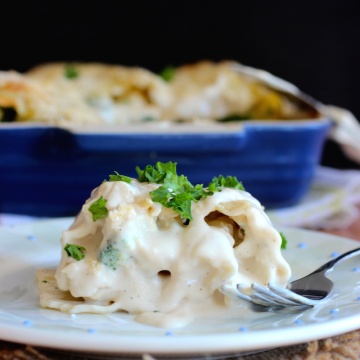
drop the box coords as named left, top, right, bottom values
left=311, top=247, right=360, bottom=276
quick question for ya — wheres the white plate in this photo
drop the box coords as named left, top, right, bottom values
left=1, top=218, right=360, bottom=358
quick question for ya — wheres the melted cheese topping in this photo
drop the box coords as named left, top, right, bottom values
left=37, top=180, right=291, bottom=328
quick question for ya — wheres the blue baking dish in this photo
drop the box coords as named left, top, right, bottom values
left=0, top=119, right=331, bottom=217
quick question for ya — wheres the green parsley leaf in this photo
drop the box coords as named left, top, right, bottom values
left=217, top=113, right=250, bottom=122
left=111, top=162, right=245, bottom=222
left=159, top=65, right=175, bottom=82
left=279, top=232, right=287, bottom=250
left=162, top=191, right=193, bottom=220
left=64, top=243, right=86, bottom=261
left=210, top=175, right=245, bottom=190
left=136, top=162, right=177, bottom=184
left=137, top=162, right=220, bottom=221
left=64, top=63, right=79, bottom=79
left=109, top=171, right=132, bottom=183
left=141, top=115, right=156, bottom=122
left=88, top=196, right=108, bottom=221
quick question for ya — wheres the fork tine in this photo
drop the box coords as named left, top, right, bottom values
left=222, top=282, right=318, bottom=309
left=235, top=284, right=278, bottom=307
left=235, top=283, right=292, bottom=307
left=250, top=283, right=303, bottom=307
left=267, top=282, right=318, bottom=307
left=220, top=284, right=254, bottom=303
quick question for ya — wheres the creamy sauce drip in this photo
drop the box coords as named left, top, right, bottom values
left=37, top=180, right=291, bottom=328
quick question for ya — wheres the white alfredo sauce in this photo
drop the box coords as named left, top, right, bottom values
left=37, top=179, right=291, bottom=328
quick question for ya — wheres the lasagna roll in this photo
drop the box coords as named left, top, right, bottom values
left=37, top=163, right=291, bottom=328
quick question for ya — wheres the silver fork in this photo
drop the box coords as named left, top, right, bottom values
left=223, top=247, right=360, bottom=309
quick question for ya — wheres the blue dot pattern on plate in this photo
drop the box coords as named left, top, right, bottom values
left=22, top=320, right=33, bottom=327
left=165, top=330, right=174, bottom=336
left=87, top=328, right=96, bottom=334
left=352, top=267, right=360, bottom=272
left=294, top=319, right=303, bottom=325
left=239, top=326, right=248, bottom=332
left=331, top=252, right=340, bottom=258
left=27, top=234, right=36, bottom=241
left=297, top=242, right=307, bottom=249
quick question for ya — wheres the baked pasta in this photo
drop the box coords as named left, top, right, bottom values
left=1, top=60, right=318, bottom=126
left=37, top=162, right=291, bottom=328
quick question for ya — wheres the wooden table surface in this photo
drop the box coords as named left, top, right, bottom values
left=1, top=220, right=360, bottom=360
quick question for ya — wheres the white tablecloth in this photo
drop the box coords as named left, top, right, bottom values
left=267, top=166, right=360, bottom=230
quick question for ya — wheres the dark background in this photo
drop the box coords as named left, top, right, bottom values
left=2, top=0, right=359, bottom=169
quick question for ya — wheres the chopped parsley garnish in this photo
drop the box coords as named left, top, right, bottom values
left=109, top=171, right=132, bottom=183
left=141, top=115, right=156, bottom=122
left=64, top=63, right=79, bottom=79
left=217, top=114, right=250, bottom=122
left=159, top=65, right=175, bottom=82
left=136, top=162, right=217, bottom=220
left=89, top=196, right=108, bottom=221
left=134, top=161, right=244, bottom=221
left=106, top=162, right=245, bottom=221
left=211, top=175, right=245, bottom=190
left=280, top=232, right=287, bottom=250
left=136, top=162, right=175, bottom=184
left=64, top=243, right=86, bottom=261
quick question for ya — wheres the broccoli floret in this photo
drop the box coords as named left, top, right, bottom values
left=99, top=240, right=123, bottom=270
